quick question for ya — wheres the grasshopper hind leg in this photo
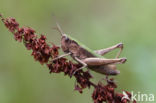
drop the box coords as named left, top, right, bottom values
left=83, top=58, right=127, bottom=66
left=94, top=43, right=123, bottom=58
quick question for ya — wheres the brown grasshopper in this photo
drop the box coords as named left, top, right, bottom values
left=52, top=23, right=127, bottom=75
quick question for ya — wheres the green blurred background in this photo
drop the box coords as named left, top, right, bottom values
left=0, top=0, right=156, bottom=103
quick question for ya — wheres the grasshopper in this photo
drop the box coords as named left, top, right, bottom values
left=52, top=23, right=127, bottom=75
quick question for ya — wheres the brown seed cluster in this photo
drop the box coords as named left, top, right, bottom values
left=1, top=15, right=53, bottom=64
left=0, top=14, right=136, bottom=103
left=92, top=79, right=136, bottom=103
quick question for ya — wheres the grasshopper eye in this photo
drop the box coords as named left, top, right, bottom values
left=65, top=37, right=69, bottom=42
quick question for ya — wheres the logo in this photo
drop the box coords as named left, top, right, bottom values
left=122, top=91, right=155, bottom=102
left=122, top=91, right=130, bottom=101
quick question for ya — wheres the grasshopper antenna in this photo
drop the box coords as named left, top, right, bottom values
left=56, top=22, right=64, bottom=36
left=52, top=14, right=65, bottom=36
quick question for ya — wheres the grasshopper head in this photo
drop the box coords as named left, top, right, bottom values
left=55, top=22, right=76, bottom=53
left=61, top=34, right=72, bottom=53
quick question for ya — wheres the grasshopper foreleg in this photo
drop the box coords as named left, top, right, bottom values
left=94, top=43, right=123, bottom=57
left=51, top=52, right=71, bottom=62
left=72, top=57, right=87, bottom=75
